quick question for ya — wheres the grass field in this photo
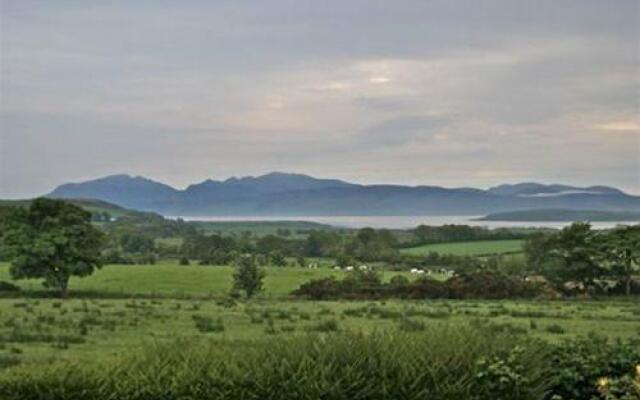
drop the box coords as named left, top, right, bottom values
left=0, top=262, right=420, bottom=298
left=0, top=297, right=637, bottom=367
left=1, top=260, right=638, bottom=380
left=401, top=239, right=524, bottom=256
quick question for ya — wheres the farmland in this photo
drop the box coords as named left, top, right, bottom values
left=400, top=239, right=525, bottom=256
left=1, top=260, right=638, bottom=368
left=0, top=263, right=427, bottom=298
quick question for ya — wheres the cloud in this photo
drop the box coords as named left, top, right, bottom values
left=358, top=115, right=452, bottom=147
left=1, top=0, right=638, bottom=197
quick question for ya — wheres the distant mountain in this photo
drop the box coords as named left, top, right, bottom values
left=47, top=172, right=640, bottom=217
left=477, top=209, right=640, bottom=222
left=49, top=174, right=181, bottom=211
left=184, top=172, right=355, bottom=199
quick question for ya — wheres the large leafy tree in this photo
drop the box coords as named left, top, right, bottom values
left=532, top=223, right=604, bottom=289
left=598, top=225, right=640, bottom=296
left=2, top=198, right=104, bottom=297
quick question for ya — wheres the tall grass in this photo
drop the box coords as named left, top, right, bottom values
left=0, top=324, right=552, bottom=400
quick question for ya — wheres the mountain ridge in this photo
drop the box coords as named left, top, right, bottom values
left=48, top=172, right=640, bottom=217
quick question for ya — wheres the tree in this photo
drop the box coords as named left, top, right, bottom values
left=269, top=250, right=287, bottom=267
left=531, top=223, right=603, bottom=290
left=232, top=254, right=265, bottom=298
left=598, top=226, right=640, bottom=296
left=2, top=198, right=104, bottom=297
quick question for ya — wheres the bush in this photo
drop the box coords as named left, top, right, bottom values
left=546, top=335, right=640, bottom=400
left=396, top=277, right=447, bottom=299
left=192, top=315, right=225, bottom=333
left=0, top=281, right=21, bottom=292
left=292, top=271, right=542, bottom=300
left=291, top=277, right=344, bottom=300
left=0, top=325, right=552, bottom=400
left=545, top=324, right=565, bottom=335
left=446, top=271, right=541, bottom=299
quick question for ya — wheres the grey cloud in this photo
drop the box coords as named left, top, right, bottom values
left=358, top=115, right=452, bottom=147
left=1, top=0, right=638, bottom=197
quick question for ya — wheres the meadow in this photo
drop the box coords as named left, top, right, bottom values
left=400, top=239, right=524, bottom=256
left=0, top=262, right=424, bottom=298
left=0, top=296, right=638, bottom=367
left=1, top=261, right=638, bottom=399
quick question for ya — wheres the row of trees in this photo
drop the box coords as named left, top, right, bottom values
left=524, top=223, right=640, bottom=295
left=410, top=224, right=530, bottom=246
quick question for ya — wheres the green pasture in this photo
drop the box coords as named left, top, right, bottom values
left=401, top=239, right=524, bottom=256
left=0, top=297, right=637, bottom=368
left=0, top=262, right=419, bottom=298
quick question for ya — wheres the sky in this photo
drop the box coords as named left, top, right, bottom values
left=1, top=0, right=639, bottom=198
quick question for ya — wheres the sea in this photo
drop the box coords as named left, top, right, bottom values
left=172, top=215, right=637, bottom=230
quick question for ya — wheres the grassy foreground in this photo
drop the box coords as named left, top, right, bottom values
left=0, top=297, right=638, bottom=366
left=0, top=326, right=552, bottom=400
left=0, top=261, right=638, bottom=399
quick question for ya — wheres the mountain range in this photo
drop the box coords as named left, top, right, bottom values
left=47, top=172, right=640, bottom=217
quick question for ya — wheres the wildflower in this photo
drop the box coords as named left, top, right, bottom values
left=597, top=377, right=609, bottom=388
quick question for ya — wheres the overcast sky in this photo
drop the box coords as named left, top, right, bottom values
left=1, top=0, right=639, bottom=198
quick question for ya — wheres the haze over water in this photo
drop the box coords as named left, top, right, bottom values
left=174, top=215, right=636, bottom=230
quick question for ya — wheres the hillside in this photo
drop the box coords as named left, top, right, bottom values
left=477, top=209, right=640, bottom=222
left=0, top=198, right=145, bottom=220
left=48, top=172, right=640, bottom=217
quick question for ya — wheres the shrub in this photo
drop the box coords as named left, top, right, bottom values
left=446, top=271, right=541, bottom=299
left=291, top=277, right=343, bottom=300
left=0, top=355, right=20, bottom=370
left=545, top=324, right=565, bottom=335
left=192, top=315, right=224, bottom=333
left=547, top=335, right=640, bottom=400
left=397, top=277, right=447, bottom=299
left=0, top=281, right=20, bottom=292
left=292, top=271, right=542, bottom=300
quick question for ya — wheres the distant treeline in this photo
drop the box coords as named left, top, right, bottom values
left=1, top=203, right=536, bottom=267
left=407, top=224, right=535, bottom=247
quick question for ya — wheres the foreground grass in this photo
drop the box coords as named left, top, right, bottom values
left=0, top=326, right=553, bottom=400
left=401, top=239, right=524, bottom=256
left=0, top=297, right=638, bottom=368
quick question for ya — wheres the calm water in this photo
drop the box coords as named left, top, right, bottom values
left=174, top=215, right=636, bottom=230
